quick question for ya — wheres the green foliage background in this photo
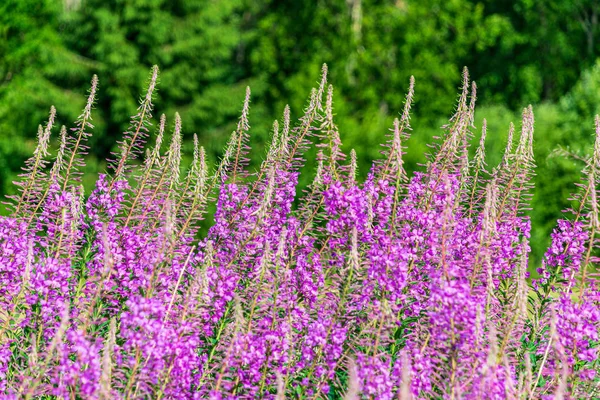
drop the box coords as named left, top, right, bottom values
left=2, top=0, right=600, bottom=263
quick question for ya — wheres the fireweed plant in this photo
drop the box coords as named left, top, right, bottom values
left=0, top=64, right=599, bottom=399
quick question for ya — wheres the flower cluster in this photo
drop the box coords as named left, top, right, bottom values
left=0, top=65, right=599, bottom=399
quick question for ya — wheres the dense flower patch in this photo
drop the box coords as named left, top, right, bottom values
left=1, top=65, right=599, bottom=398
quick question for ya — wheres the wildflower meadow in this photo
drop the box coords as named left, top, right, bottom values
left=0, top=65, right=599, bottom=399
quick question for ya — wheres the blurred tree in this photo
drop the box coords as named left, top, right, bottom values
left=0, top=0, right=87, bottom=195
left=60, top=0, right=259, bottom=165
left=472, top=0, right=599, bottom=107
